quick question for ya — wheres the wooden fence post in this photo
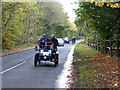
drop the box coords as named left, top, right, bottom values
left=95, top=40, right=97, bottom=50
left=116, top=40, right=119, bottom=57
left=97, top=40, right=100, bottom=51
left=87, top=39, right=89, bottom=46
left=110, top=41, right=112, bottom=56
left=88, top=39, right=119, bottom=57
left=104, top=40, right=107, bottom=54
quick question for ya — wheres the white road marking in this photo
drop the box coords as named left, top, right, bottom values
left=0, top=61, right=26, bottom=75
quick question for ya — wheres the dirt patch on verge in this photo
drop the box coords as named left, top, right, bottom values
left=91, top=53, right=119, bottom=88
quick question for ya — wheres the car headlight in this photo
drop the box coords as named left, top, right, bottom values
left=40, top=50, right=43, bottom=53
left=56, top=51, right=59, bottom=54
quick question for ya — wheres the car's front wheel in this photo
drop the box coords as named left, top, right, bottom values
left=34, top=54, right=39, bottom=67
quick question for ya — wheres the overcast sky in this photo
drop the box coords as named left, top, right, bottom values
left=59, top=0, right=79, bottom=22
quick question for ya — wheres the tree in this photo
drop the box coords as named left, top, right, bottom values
left=75, top=2, right=120, bottom=40
left=2, top=2, right=78, bottom=49
left=75, top=2, right=120, bottom=52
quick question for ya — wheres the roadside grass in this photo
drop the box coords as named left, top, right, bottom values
left=74, top=44, right=96, bottom=58
left=69, top=42, right=119, bottom=88
left=71, top=43, right=97, bottom=88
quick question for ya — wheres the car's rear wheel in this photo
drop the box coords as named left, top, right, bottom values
left=56, top=54, right=59, bottom=64
left=54, top=59, right=57, bottom=67
left=39, top=60, right=41, bottom=64
left=54, top=55, right=57, bottom=67
left=54, top=54, right=59, bottom=67
left=56, top=59, right=59, bottom=65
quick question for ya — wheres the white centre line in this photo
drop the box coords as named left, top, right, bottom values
left=0, top=61, right=26, bottom=75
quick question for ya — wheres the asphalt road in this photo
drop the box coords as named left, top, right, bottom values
left=2, top=43, right=73, bottom=88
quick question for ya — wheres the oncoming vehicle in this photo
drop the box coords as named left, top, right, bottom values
left=63, top=37, right=70, bottom=44
left=34, top=41, right=59, bottom=67
left=57, top=38, right=64, bottom=46
left=72, top=37, right=76, bottom=44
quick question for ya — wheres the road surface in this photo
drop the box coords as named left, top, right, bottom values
left=2, top=43, right=74, bottom=88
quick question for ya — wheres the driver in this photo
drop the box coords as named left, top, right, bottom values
left=39, top=34, right=50, bottom=42
left=38, top=34, right=50, bottom=48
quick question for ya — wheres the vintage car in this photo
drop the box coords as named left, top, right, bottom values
left=34, top=41, right=59, bottom=67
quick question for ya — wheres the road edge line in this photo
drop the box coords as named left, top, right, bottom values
left=55, top=39, right=84, bottom=88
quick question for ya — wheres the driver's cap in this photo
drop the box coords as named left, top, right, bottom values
left=43, top=34, right=46, bottom=37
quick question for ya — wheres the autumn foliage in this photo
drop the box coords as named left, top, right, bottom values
left=91, top=53, right=119, bottom=88
left=95, top=2, right=120, bottom=8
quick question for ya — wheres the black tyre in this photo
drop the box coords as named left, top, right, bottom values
left=39, top=60, right=41, bottom=64
left=56, top=59, right=59, bottom=65
left=54, top=54, right=59, bottom=67
left=34, top=54, right=39, bottom=67
left=56, top=54, right=59, bottom=64
left=54, top=56, right=57, bottom=67
left=54, top=58, right=56, bottom=67
left=34, top=60, right=37, bottom=67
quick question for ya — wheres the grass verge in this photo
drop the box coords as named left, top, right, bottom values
left=68, top=43, right=119, bottom=88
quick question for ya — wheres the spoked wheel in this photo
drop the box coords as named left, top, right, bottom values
left=34, top=59, right=37, bottom=67
left=56, top=54, right=59, bottom=65
left=56, top=59, right=59, bottom=65
left=54, top=59, right=57, bottom=67
left=39, top=60, right=41, bottom=64
left=34, top=54, right=39, bottom=67
left=54, top=55, right=59, bottom=67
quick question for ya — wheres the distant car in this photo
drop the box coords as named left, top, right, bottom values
left=57, top=38, right=64, bottom=46
left=63, top=37, right=70, bottom=44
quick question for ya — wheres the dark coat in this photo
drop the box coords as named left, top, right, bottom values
left=50, top=37, right=58, bottom=49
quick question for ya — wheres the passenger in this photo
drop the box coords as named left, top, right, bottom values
left=50, top=34, right=59, bottom=60
left=50, top=34, right=58, bottom=50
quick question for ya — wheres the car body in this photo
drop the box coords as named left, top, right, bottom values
left=63, top=37, right=70, bottom=44
left=57, top=38, right=64, bottom=46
